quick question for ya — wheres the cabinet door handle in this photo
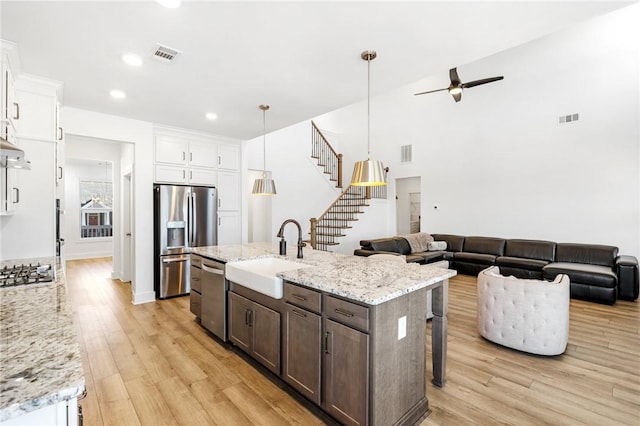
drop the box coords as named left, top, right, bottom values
left=292, top=294, right=307, bottom=302
left=334, top=308, right=354, bottom=318
left=182, top=170, right=186, bottom=179
left=245, top=309, right=253, bottom=327
left=190, top=152, right=192, bottom=162
left=182, top=151, right=186, bottom=161
left=218, top=155, right=221, bottom=165
left=57, top=127, right=63, bottom=140
left=190, top=170, right=192, bottom=180
left=292, top=309, right=307, bottom=318
left=324, top=332, right=331, bottom=354
left=218, top=216, right=221, bottom=226
left=58, top=166, right=63, bottom=180
left=218, top=198, right=221, bottom=208
left=13, top=102, right=19, bottom=120
left=12, top=188, right=19, bottom=203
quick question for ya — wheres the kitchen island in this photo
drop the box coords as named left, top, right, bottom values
left=0, top=258, right=85, bottom=425
left=192, top=243, right=455, bottom=426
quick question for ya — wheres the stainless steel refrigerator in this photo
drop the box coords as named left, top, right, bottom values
left=153, top=184, right=217, bottom=299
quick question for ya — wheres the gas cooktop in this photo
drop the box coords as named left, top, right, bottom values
left=0, top=263, right=55, bottom=288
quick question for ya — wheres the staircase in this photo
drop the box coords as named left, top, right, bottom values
left=311, top=121, right=342, bottom=188
left=310, top=186, right=370, bottom=251
left=308, top=122, right=388, bottom=251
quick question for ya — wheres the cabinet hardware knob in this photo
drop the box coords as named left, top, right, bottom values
left=13, top=187, right=19, bottom=203
left=13, top=103, right=19, bottom=120
left=58, top=127, right=64, bottom=140
left=58, top=166, right=63, bottom=180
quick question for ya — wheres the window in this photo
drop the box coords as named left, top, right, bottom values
left=79, top=179, right=113, bottom=238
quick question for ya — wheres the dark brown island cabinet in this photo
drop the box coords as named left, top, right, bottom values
left=227, top=279, right=431, bottom=426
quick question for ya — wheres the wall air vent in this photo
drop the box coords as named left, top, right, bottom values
left=400, top=144, right=412, bottom=163
left=558, top=113, right=579, bottom=124
left=152, top=44, right=181, bottom=62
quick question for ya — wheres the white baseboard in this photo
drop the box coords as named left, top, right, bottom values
left=64, top=252, right=112, bottom=261
left=132, top=290, right=156, bottom=305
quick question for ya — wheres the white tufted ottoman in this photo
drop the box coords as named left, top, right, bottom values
left=477, top=266, right=570, bottom=356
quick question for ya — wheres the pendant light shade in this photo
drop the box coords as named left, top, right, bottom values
left=351, top=50, right=387, bottom=187
left=252, top=104, right=277, bottom=195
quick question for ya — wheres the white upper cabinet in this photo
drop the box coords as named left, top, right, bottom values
left=218, top=144, right=240, bottom=171
left=14, top=75, right=62, bottom=141
left=155, top=135, right=188, bottom=165
left=1, top=63, right=19, bottom=142
left=188, top=140, right=218, bottom=168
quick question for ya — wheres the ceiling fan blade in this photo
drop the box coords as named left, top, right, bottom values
left=452, top=92, right=462, bottom=102
left=413, top=87, right=448, bottom=96
left=461, top=76, right=504, bottom=89
left=449, top=68, right=461, bottom=85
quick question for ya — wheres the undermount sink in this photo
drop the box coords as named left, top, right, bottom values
left=225, top=257, right=312, bottom=299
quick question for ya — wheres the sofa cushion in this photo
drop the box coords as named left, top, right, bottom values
left=555, top=243, right=618, bottom=268
left=368, top=238, right=401, bottom=253
left=505, top=239, right=556, bottom=262
left=415, top=251, right=445, bottom=264
left=463, top=237, right=506, bottom=256
left=394, top=237, right=413, bottom=255
left=431, top=234, right=465, bottom=252
left=496, top=256, right=549, bottom=271
left=543, top=262, right=617, bottom=288
left=454, top=252, right=496, bottom=265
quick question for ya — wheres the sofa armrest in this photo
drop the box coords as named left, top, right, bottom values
left=354, top=249, right=401, bottom=258
left=616, top=255, right=639, bottom=300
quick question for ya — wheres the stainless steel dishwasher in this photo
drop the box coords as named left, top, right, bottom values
left=200, top=257, right=228, bottom=341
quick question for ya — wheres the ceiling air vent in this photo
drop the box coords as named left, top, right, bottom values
left=400, top=144, right=412, bottom=163
left=152, top=44, right=181, bottom=62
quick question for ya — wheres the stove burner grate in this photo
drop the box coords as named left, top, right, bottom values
left=0, top=263, right=54, bottom=288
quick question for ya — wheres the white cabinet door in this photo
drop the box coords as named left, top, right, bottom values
left=188, top=140, right=218, bottom=168
left=155, top=164, right=188, bottom=184
left=2, top=64, right=19, bottom=140
left=218, top=144, right=240, bottom=170
left=218, top=211, right=241, bottom=244
left=1, top=166, right=19, bottom=215
left=14, top=88, right=56, bottom=140
left=188, top=168, right=217, bottom=186
left=155, top=135, right=188, bottom=165
left=217, top=171, right=240, bottom=211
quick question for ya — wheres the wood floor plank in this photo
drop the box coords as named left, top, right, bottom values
left=124, top=375, right=180, bottom=426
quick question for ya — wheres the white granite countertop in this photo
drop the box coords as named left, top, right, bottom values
left=0, top=257, right=85, bottom=422
left=191, top=243, right=456, bottom=305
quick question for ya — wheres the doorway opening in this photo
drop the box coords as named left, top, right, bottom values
left=396, top=176, right=421, bottom=235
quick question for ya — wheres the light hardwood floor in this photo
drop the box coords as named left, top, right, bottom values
left=65, top=258, right=640, bottom=426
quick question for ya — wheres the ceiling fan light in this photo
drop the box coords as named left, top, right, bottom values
left=449, top=86, right=463, bottom=95
left=252, top=176, right=277, bottom=195
left=351, top=159, right=386, bottom=186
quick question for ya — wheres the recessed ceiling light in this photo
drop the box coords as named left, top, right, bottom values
left=110, top=90, right=126, bottom=99
left=122, top=53, right=143, bottom=67
left=155, top=0, right=181, bottom=8
left=205, top=112, right=218, bottom=121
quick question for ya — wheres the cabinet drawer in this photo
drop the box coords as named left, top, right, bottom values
left=284, top=282, right=321, bottom=314
left=191, top=255, right=202, bottom=268
left=325, top=296, right=369, bottom=333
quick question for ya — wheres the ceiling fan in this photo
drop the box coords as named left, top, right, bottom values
left=414, top=67, right=504, bottom=102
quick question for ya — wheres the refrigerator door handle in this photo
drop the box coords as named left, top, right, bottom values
left=162, top=256, right=190, bottom=263
left=191, top=191, right=197, bottom=246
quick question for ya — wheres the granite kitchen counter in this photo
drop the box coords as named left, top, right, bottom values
left=191, top=243, right=457, bottom=305
left=0, top=257, right=85, bottom=422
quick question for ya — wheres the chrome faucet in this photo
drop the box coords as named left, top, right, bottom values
left=277, top=219, right=306, bottom=259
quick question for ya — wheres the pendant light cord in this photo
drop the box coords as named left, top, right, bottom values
left=367, top=53, right=371, bottom=160
left=262, top=108, right=266, bottom=174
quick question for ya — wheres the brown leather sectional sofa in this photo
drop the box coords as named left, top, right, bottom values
left=354, top=234, right=639, bottom=305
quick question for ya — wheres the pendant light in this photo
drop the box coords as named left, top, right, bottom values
left=351, top=50, right=387, bottom=187
left=252, top=104, right=277, bottom=195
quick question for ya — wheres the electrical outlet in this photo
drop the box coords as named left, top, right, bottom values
left=398, top=316, right=407, bottom=340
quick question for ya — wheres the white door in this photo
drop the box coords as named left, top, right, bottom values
left=121, top=170, right=132, bottom=282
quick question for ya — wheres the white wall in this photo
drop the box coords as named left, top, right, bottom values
left=307, top=4, right=639, bottom=259
left=62, top=107, right=155, bottom=304
left=64, top=137, right=123, bottom=261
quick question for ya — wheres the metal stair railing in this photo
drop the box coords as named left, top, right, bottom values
left=311, top=121, right=342, bottom=188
